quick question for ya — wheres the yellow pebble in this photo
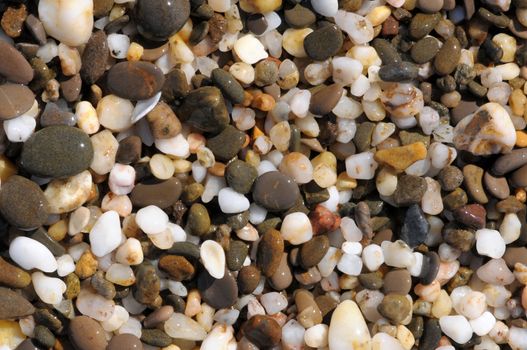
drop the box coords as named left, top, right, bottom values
left=374, top=142, right=427, bottom=172
left=0, top=155, right=17, bottom=182
left=48, top=220, right=68, bottom=242
left=282, top=28, right=313, bottom=58
left=516, top=131, right=527, bottom=147
left=239, top=0, right=282, bottom=13
left=397, top=325, right=415, bottom=350
left=0, top=320, right=25, bottom=349
left=336, top=172, right=358, bottom=191
left=516, top=188, right=527, bottom=203
left=510, top=89, right=527, bottom=116
left=75, top=250, right=98, bottom=279
left=173, top=159, right=192, bottom=174
left=366, top=6, right=391, bottom=27
left=493, top=33, right=517, bottom=63
left=127, top=42, right=144, bottom=61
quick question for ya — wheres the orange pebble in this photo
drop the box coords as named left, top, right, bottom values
left=251, top=93, right=276, bottom=111
left=252, top=125, right=265, bottom=139
left=516, top=131, right=527, bottom=147
left=516, top=188, right=527, bottom=203
left=208, top=162, right=226, bottom=177
left=242, top=91, right=253, bottom=107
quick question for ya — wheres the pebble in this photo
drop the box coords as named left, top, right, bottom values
left=89, top=210, right=122, bottom=257
left=0, top=40, right=33, bottom=84
left=207, top=125, right=245, bottom=161
left=233, top=34, right=268, bottom=65
left=378, top=294, right=412, bottom=324
left=384, top=269, right=412, bottom=295
left=438, top=165, right=464, bottom=191
left=212, top=68, right=245, bottom=104
left=43, top=170, right=92, bottom=214
left=463, top=164, right=488, bottom=204
left=0, top=84, right=35, bottom=120
left=411, top=37, right=441, bottom=64
left=0, top=287, right=35, bottom=319
left=476, top=229, right=506, bottom=258
left=200, top=240, right=226, bottom=279
left=439, top=315, right=472, bottom=344
left=179, top=86, right=229, bottom=134
left=9, top=236, right=57, bottom=272
left=434, top=37, right=462, bottom=75
left=335, top=10, right=374, bottom=45
left=243, top=315, right=282, bottom=348
left=198, top=269, right=238, bottom=309
left=130, top=178, right=182, bottom=209
left=80, top=31, right=108, bottom=85
left=225, top=160, right=258, bottom=194
left=375, top=142, right=427, bottom=171
left=107, top=334, right=143, bottom=350
left=69, top=316, right=108, bottom=350
left=400, top=204, right=429, bottom=248
left=257, top=229, right=284, bottom=277
left=253, top=171, right=299, bottom=211
left=379, top=62, right=419, bottom=82
left=454, top=102, right=516, bottom=155
left=328, top=300, right=371, bottom=349
left=238, top=265, right=261, bottom=294
left=281, top=212, right=313, bottom=245
left=0, top=257, right=31, bottom=288
left=393, top=175, right=427, bottom=206
left=0, top=175, right=48, bottom=229
left=410, top=13, right=442, bottom=39
left=492, top=148, right=527, bottom=175
left=453, top=204, right=487, bottom=229
left=188, top=203, right=211, bottom=236
left=133, top=0, right=189, bottom=40
left=21, top=126, right=93, bottom=178
left=300, top=235, right=329, bottom=268
left=107, top=61, right=164, bottom=101
left=304, top=24, right=343, bottom=61
left=38, top=0, right=93, bottom=46
left=310, top=84, right=344, bottom=116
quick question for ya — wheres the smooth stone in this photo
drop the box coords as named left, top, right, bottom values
left=33, top=325, right=55, bottom=348
left=21, top=126, right=93, bottom=178
left=437, top=166, right=464, bottom=191
left=146, top=101, right=181, bottom=139
left=451, top=100, right=480, bottom=125
left=24, top=14, right=47, bottom=45
left=107, top=61, right=165, bottom=101
left=379, top=61, right=419, bottom=82
left=238, top=265, right=261, bottom=294
left=60, top=74, right=82, bottom=102
left=15, top=339, right=39, bottom=350
left=411, top=37, right=441, bottom=64
left=130, top=178, right=182, bottom=209
left=383, top=269, right=412, bottom=295
left=0, top=287, right=35, bottom=319
left=31, top=227, right=65, bottom=256
left=159, top=255, right=195, bottom=281
left=354, top=122, right=375, bottom=153
left=257, top=229, right=284, bottom=277
left=328, top=300, right=371, bottom=349
left=410, top=13, right=441, bottom=39
left=225, top=160, right=258, bottom=194
left=134, top=0, right=190, bottom=41
left=69, top=316, right=108, bottom=350
left=198, top=269, right=238, bottom=309
left=0, top=175, right=48, bottom=230
left=511, top=164, right=527, bottom=187
left=206, top=125, right=246, bottom=161
left=226, top=240, right=248, bottom=271
left=80, top=30, right=109, bottom=85
left=0, top=257, right=31, bottom=288
left=443, top=228, right=475, bottom=252
left=270, top=253, right=293, bottom=290
left=358, top=272, right=383, bottom=290
left=116, top=135, right=142, bottom=165
left=463, top=164, right=488, bottom=204
left=443, top=188, right=468, bottom=210
left=178, top=86, right=229, bottom=134
left=483, top=172, right=509, bottom=199
left=0, top=40, right=33, bottom=84
left=493, top=148, right=527, bottom=175
left=496, top=196, right=524, bottom=213
left=162, top=68, right=190, bottom=102
left=417, top=0, right=444, bottom=12
left=93, top=0, right=113, bottom=17
left=141, top=329, right=172, bottom=347
left=393, top=175, right=427, bottom=206
left=309, top=84, right=344, bottom=116
left=254, top=60, right=278, bottom=87
left=211, top=68, right=245, bottom=104
left=107, top=334, right=143, bottom=350
left=420, top=319, right=442, bottom=349
left=243, top=315, right=282, bottom=348
left=304, top=24, right=343, bottom=61
left=378, top=294, right=411, bottom=324
left=253, top=171, right=300, bottom=211
left=168, top=242, right=201, bottom=259
left=284, top=4, right=316, bottom=28
left=503, top=247, right=527, bottom=267
left=40, top=103, right=76, bottom=127
left=300, top=235, right=329, bottom=268
left=0, top=84, right=34, bottom=120
left=246, top=14, right=268, bottom=35
left=372, top=38, right=401, bottom=65
left=400, top=204, right=429, bottom=248
left=143, top=305, right=174, bottom=328
left=133, top=264, right=160, bottom=304
left=187, top=203, right=210, bottom=236
left=453, top=204, right=486, bottom=229
left=434, top=37, right=461, bottom=75
left=421, top=251, right=440, bottom=285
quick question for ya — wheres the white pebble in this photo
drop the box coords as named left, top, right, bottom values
left=56, top=254, right=75, bottom=277
left=305, top=324, right=329, bottom=348
left=218, top=187, right=250, bottom=214
left=382, top=240, right=415, bottom=268
left=38, top=0, right=93, bottom=46
left=165, top=313, right=207, bottom=341
left=408, top=252, right=424, bottom=277
left=102, top=305, right=129, bottom=332
left=419, top=106, right=440, bottom=135
left=201, top=325, right=235, bottom=350
left=107, top=33, right=130, bottom=59
left=76, top=288, right=115, bottom=321
left=499, top=213, right=521, bottom=244
left=109, top=163, right=135, bottom=195
left=154, top=133, right=190, bottom=158
left=345, top=152, right=378, bottom=180
left=281, top=212, right=313, bottom=245
left=4, top=115, right=36, bottom=142
left=32, top=272, right=66, bottom=305
left=362, top=244, right=384, bottom=271
left=476, top=229, right=506, bottom=259
left=459, top=291, right=487, bottom=319
left=118, top=317, right=142, bottom=338
left=470, top=311, right=496, bottom=336
left=106, top=263, right=136, bottom=286
left=337, top=253, right=363, bottom=276
left=332, top=57, right=363, bottom=86
left=340, top=217, right=363, bottom=242
left=200, top=240, right=226, bottom=279
left=260, top=292, right=288, bottom=314
left=332, top=94, right=363, bottom=119
left=335, top=10, right=374, bottom=44
left=89, top=210, right=122, bottom=257
left=249, top=203, right=267, bottom=225
left=372, top=333, right=406, bottom=350
left=9, top=236, right=57, bottom=273
left=115, top=238, right=143, bottom=266
left=131, top=92, right=161, bottom=124
left=202, top=175, right=226, bottom=203
left=342, top=241, right=362, bottom=255
left=508, top=327, right=527, bottom=350
left=439, top=315, right=473, bottom=344
left=135, top=205, right=168, bottom=235
left=208, top=0, right=231, bottom=12
left=234, top=34, right=268, bottom=65
left=311, top=0, right=338, bottom=16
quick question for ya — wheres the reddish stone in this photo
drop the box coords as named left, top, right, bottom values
left=309, top=205, right=341, bottom=235
left=382, top=16, right=399, bottom=36
left=453, top=204, right=486, bottom=229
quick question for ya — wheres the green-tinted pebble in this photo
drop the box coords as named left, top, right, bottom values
left=187, top=203, right=211, bottom=236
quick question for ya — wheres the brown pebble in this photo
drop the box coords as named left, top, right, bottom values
left=198, top=269, right=238, bottom=309
left=107, top=334, right=143, bottom=350
left=463, top=164, right=488, bottom=204
left=503, top=247, right=527, bottom=267
left=243, top=315, right=282, bottom=348
left=453, top=204, right=486, bottom=229
left=130, top=178, right=182, bottom=209
left=143, top=305, right=174, bottom=328
left=383, top=269, right=412, bottom=295
left=300, top=235, right=329, bottom=269
left=511, top=164, right=527, bottom=187
left=107, top=61, right=165, bottom=100
left=80, top=31, right=109, bottom=85
left=0, top=83, right=35, bottom=120
left=69, top=316, right=108, bottom=350
left=158, top=255, right=195, bottom=281
left=1, top=5, right=27, bottom=38
left=116, top=135, right=142, bottom=165
left=238, top=265, right=261, bottom=294
left=60, top=74, right=82, bottom=102
left=269, top=253, right=293, bottom=290
left=295, top=289, right=322, bottom=328
left=496, top=196, right=524, bottom=213
left=257, top=229, right=284, bottom=277
left=309, top=84, right=344, bottom=115
left=434, top=37, right=461, bottom=75
left=146, top=101, right=182, bottom=139
left=24, top=14, right=47, bottom=45
left=483, top=172, right=510, bottom=199
left=0, top=287, right=35, bottom=319
left=0, top=257, right=31, bottom=288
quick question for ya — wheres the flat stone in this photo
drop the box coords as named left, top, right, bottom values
left=511, top=164, right=527, bottom=187
left=400, top=204, right=429, bottom=248
left=60, top=74, right=82, bottom=102
left=483, top=171, right=509, bottom=200
left=40, top=102, right=76, bottom=127
left=178, top=86, right=229, bottom=134
left=246, top=13, right=268, bottom=35
left=24, top=14, right=46, bottom=45
left=198, top=269, right=238, bottom=309
left=108, top=61, right=165, bottom=101
left=0, top=175, right=49, bottom=230
left=159, top=255, right=195, bottom=281
left=374, top=142, right=427, bottom=171
left=493, top=148, right=527, bottom=175
left=129, top=178, right=182, bottom=209
left=372, top=38, right=401, bottom=65
left=134, top=0, right=190, bottom=41
left=0, top=287, right=34, bottom=319
left=309, top=84, right=344, bottom=116
left=383, top=269, right=412, bottom=295
left=168, top=242, right=201, bottom=259
left=21, top=126, right=93, bottom=178
left=225, top=160, right=258, bottom=194
left=243, top=315, right=282, bottom=348
left=379, top=62, right=419, bottom=82
left=411, top=37, right=441, bottom=64
left=304, top=24, right=343, bottom=61
left=434, top=37, right=461, bottom=75
left=253, top=171, right=300, bottom=211
left=0, top=257, right=31, bottom=288
left=257, top=229, right=284, bottom=277
left=211, top=68, right=245, bottom=104
left=0, top=40, right=33, bottom=84
left=80, top=31, right=109, bottom=85
left=69, top=316, right=108, bottom=350
left=206, top=125, right=246, bottom=161
left=0, top=84, right=34, bottom=120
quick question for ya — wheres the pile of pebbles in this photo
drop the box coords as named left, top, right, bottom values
left=2, top=0, right=527, bottom=349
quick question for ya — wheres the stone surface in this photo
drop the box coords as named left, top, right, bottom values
left=0, top=40, right=33, bottom=84
left=178, top=86, right=229, bottom=134
left=304, top=24, right=343, bottom=61
left=69, top=316, right=108, bottom=350
left=198, top=269, right=238, bottom=309
left=253, top=171, right=300, bottom=211
left=0, top=287, right=35, bottom=319
left=134, top=0, right=190, bottom=41
left=0, top=84, right=34, bottom=120
left=80, top=30, right=109, bottom=85
left=207, top=125, right=246, bottom=161
left=257, top=229, right=284, bottom=277
left=107, top=61, right=165, bottom=101
left=130, top=178, right=182, bottom=209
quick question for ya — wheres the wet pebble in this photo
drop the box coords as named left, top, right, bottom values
left=304, top=24, right=343, bottom=61
left=226, top=240, right=248, bottom=271
left=179, top=86, right=229, bottom=134
left=198, top=269, right=238, bottom=309
left=378, top=294, right=412, bottom=325
left=309, top=84, right=344, bottom=116
left=0, top=40, right=33, bottom=84
left=69, top=316, right=108, bottom=350
left=379, top=62, right=419, bottom=82
left=0, top=84, right=35, bottom=120
left=483, top=172, right=510, bottom=199
left=257, top=229, right=284, bottom=277
left=108, top=61, right=165, bottom=101
left=238, top=265, right=261, bottom=294
left=134, top=0, right=190, bottom=41
left=212, top=68, right=245, bottom=104
left=400, top=204, right=429, bottom=248
left=243, top=315, right=282, bottom=348
left=253, top=171, right=300, bottom=211
left=159, top=255, right=195, bottom=281
left=411, top=37, right=441, bottom=64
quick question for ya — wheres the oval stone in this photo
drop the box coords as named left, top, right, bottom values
left=434, top=37, right=461, bottom=75
left=21, top=126, right=94, bottom=178
left=0, top=175, right=49, bottom=230
left=253, top=171, right=300, bottom=211
left=304, top=24, right=343, bottom=61
left=0, top=40, right=33, bottom=84
left=130, top=178, right=182, bottom=209
left=69, top=316, right=108, bottom=350
left=107, top=61, right=165, bottom=100
left=134, top=0, right=191, bottom=41
left=0, top=84, right=35, bottom=120
left=198, top=269, right=238, bottom=309
left=107, top=334, right=143, bottom=350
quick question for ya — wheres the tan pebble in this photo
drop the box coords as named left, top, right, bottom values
left=48, top=219, right=68, bottom=241
left=146, top=102, right=182, bottom=139
left=185, top=289, right=202, bottom=317
left=251, top=93, right=275, bottom=111
left=414, top=280, right=441, bottom=302
left=150, top=154, right=176, bottom=180
left=75, top=250, right=98, bottom=279
left=374, top=142, right=427, bottom=172
left=101, top=193, right=132, bottom=217
left=127, top=42, right=144, bottom=61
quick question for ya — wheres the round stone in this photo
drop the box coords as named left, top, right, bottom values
left=434, top=37, right=462, bottom=75
left=253, top=171, right=300, bottom=211
left=225, top=160, right=258, bottom=194
left=0, top=84, right=35, bottom=120
left=211, top=68, right=245, bottom=104
left=206, top=125, right=246, bottom=161
left=378, top=294, right=412, bottom=324
left=243, top=315, right=282, bottom=348
left=130, top=178, right=183, bottom=209
left=411, top=37, right=441, bottom=64
left=257, top=229, right=285, bottom=277
left=134, top=0, right=191, bottom=41
left=198, top=269, right=238, bottom=309
left=107, top=61, right=165, bottom=101
left=383, top=269, right=412, bottom=295
left=69, top=316, right=108, bottom=350
left=300, top=235, right=329, bottom=268
left=21, top=126, right=93, bottom=178
left=0, top=175, right=49, bottom=230
left=0, top=36, right=34, bottom=84
left=309, top=83, right=344, bottom=116
left=107, top=334, right=143, bottom=350
left=304, top=24, right=343, bottom=61
left=178, top=86, right=229, bottom=134
left=238, top=265, right=261, bottom=294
